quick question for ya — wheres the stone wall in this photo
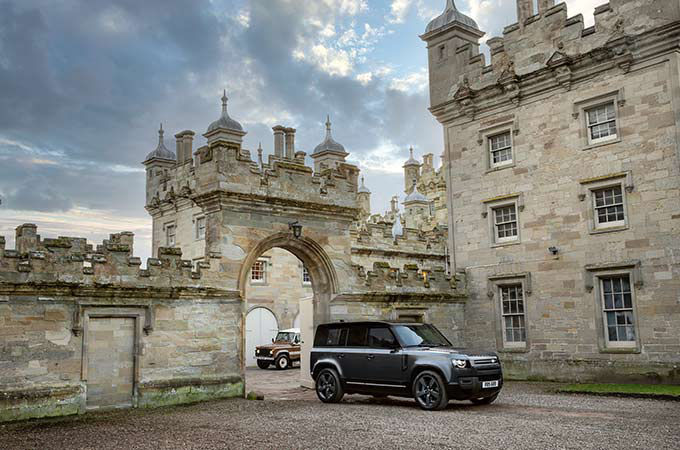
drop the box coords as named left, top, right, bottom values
left=425, top=1, right=680, bottom=383
left=0, top=226, right=243, bottom=422
left=246, top=247, right=312, bottom=328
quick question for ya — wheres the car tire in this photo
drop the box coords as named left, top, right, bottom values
left=315, top=368, right=344, bottom=403
left=470, top=393, right=498, bottom=405
left=256, top=360, right=270, bottom=370
left=412, top=370, right=448, bottom=411
left=275, top=354, right=290, bottom=370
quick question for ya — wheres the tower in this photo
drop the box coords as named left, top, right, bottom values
left=143, top=124, right=176, bottom=206
left=356, top=176, right=371, bottom=220
left=420, top=0, right=485, bottom=111
left=403, top=147, right=421, bottom=193
left=311, top=116, right=349, bottom=172
left=203, top=90, right=247, bottom=147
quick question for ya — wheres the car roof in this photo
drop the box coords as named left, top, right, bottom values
left=279, top=328, right=300, bottom=333
left=318, top=321, right=425, bottom=327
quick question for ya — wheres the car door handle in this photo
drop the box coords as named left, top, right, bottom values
left=366, top=354, right=375, bottom=360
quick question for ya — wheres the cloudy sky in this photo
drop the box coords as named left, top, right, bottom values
left=0, top=0, right=600, bottom=262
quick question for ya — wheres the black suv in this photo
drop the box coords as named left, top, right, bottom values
left=310, top=321, right=503, bottom=410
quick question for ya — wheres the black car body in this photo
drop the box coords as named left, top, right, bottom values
left=310, top=321, right=503, bottom=410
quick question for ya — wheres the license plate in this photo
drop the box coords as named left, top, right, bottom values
left=482, top=380, right=499, bottom=388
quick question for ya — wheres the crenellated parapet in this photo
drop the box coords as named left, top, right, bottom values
left=423, top=0, right=680, bottom=122
left=0, top=225, right=220, bottom=290
left=350, top=261, right=466, bottom=301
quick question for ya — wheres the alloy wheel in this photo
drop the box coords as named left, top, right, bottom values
left=317, top=372, right=336, bottom=400
left=415, top=374, right=442, bottom=409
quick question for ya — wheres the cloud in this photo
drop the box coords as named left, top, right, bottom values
left=388, top=0, right=414, bottom=24
left=0, top=0, right=603, bottom=247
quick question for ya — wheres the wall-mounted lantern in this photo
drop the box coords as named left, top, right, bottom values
left=289, top=221, right=303, bottom=239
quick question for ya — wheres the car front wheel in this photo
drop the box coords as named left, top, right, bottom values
left=413, top=370, right=448, bottom=411
left=256, top=360, right=270, bottom=369
left=275, top=354, right=290, bottom=370
left=470, top=393, right=498, bottom=405
left=315, top=368, right=344, bottom=403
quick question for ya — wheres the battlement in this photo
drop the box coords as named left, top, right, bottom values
left=352, top=222, right=446, bottom=252
left=424, top=0, right=680, bottom=117
left=353, top=261, right=465, bottom=300
left=145, top=123, right=360, bottom=220
left=0, top=225, right=217, bottom=289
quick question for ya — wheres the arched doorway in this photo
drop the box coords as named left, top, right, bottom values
left=239, top=232, right=338, bottom=388
left=244, top=307, right=279, bottom=367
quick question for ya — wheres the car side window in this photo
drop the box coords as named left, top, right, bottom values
left=367, top=327, right=397, bottom=349
left=315, top=327, right=348, bottom=346
left=347, top=325, right=368, bottom=347
left=326, top=328, right=347, bottom=346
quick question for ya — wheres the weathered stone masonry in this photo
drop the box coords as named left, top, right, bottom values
left=424, top=0, right=680, bottom=383
left=0, top=226, right=242, bottom=422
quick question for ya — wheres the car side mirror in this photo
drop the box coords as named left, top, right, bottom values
left=272, top=338, right=275, bottom=343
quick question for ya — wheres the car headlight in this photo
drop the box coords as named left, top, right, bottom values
left=452, top=359, right=467, bottom=369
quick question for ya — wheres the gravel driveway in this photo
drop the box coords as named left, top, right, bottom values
left=2, top=372, right=678, bottom=450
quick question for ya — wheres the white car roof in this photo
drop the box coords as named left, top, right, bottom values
left=280, top=328, right=300, bottom=333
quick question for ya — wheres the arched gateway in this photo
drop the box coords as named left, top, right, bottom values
left=143, top=94, right=464, bottom=392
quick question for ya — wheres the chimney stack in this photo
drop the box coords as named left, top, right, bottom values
left=175, top=130, right=195, bottom=164
left=423, top=154, right=434, bottom=172
left=284, top=128, right=296, bottom=159
left=273, top=126, right=285, bottom=158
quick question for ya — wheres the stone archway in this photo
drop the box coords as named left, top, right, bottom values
left=238, top=232, right=338, bottom=325
left=238, top=232, right=339, bottom=387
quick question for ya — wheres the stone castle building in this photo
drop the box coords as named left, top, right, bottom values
left=423, top=0, right=680, bottom=381
left=1, top=0, right=679, bottom=424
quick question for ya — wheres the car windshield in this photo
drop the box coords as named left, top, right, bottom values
left=274, top=332, right=297, bottom=343
left=392, top=324, right=452, bottom=348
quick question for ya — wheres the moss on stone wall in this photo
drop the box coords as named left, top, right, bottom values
left=0, top=384, right=85, bottom=423
left=137, top=378, right=244, bottom=409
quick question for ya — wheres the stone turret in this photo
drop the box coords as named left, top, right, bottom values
left=403, top=147, right=420, bottom=193
left=203, top=90, right=247, bottom=146
left=143, top=124, right=176, bottom=206
left=403, top=179, right=430, bottom=229
left=357, top=176, right=371, bottom=220
left=420, top=0, right=485, bottom=112
left=311, top=116, right=348, bottom=173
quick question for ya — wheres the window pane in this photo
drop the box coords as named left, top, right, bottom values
left=367, top=328, right=397, bottom=348
left=347, top=326, right=367, bottom=347
left=601, top=275, right=635, bottom=343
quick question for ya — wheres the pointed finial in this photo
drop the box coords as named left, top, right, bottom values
left=361, top=176, right=365, bottom=186
left=409, top=146, right=414, bottom=158
left=258, top=141, right=263, bottom=152
left=221, top=89, right=228, bottom=114
left=158, top=123, right=164, bottom=143
left=325, top=115, right=332, bottom=138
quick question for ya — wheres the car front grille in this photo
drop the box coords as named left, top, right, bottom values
left=471, top=358, right=498, bottom=367
left=257, top=349, right=271, bottom=357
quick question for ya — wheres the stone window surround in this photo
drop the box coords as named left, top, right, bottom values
left=250, top=256, right=270, bottom=285
left=579, top=171, right=633, bottom=235
left=77, top=305, right=151, bottom=408
left=572, top=89, right=625, bottom=150
left=482, top=193, right=524, bottom=247
left=487, top=272, right=532, bottom=353
left=477, top=118, right=520, bottom=173
left=193, top=215, right=206, bottom=241
left=301, top=264, right=312, bottom=286
left=584, top=261, right=642, bottom=354
left=163, top=222, right=176, bottom=247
